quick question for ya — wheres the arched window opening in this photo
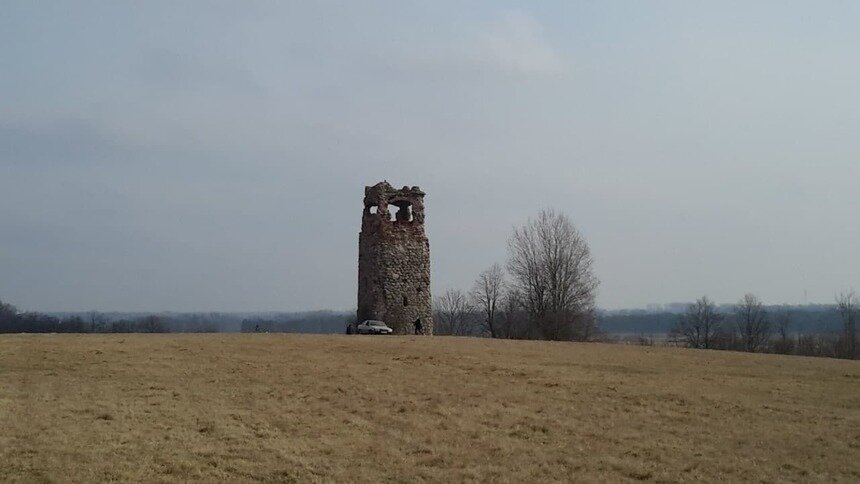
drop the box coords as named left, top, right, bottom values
left=403, top=295, right=409, bottom=306
left=369, top=205, right=378, bottom=215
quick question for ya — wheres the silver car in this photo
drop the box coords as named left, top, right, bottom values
left=355, top=320, right=393, bottom=335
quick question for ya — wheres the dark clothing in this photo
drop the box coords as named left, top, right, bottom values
left=413, top=318, right=423, bottom=335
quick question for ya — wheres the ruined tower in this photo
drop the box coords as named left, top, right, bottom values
left=357, top=182, right=432, bottom=335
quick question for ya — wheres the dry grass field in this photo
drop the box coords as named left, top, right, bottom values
left=1, top=334, right=858, bottom=482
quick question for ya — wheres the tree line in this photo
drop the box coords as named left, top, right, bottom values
left=0, top=303, right=359, bottom=334
left=0, top=303, right=225, bottom=334
left=665, top=292, right=858, bottom=359
left=597, top=304, right=846, bottom=335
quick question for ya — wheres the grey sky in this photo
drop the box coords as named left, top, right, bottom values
left=1, top=1, right=858, bottom=312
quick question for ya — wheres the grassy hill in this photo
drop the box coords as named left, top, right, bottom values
left=1, top=334, right=858, bottom=482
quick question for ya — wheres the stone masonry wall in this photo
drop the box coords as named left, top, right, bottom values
left=357, top=182, right=432, bottom=335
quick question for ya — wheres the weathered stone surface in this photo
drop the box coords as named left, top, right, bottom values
left=357, top=181, right=432, bottom=335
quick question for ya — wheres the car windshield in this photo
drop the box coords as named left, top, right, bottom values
left=368, top=321, right=385, bottom=326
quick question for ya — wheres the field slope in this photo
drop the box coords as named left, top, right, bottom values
left=1, top=334, right=858, bottom=482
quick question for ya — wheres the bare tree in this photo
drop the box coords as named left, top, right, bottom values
left=671, top=296, right=723, bottom=349
left=0, top=299, right=17, bottom=322
left=734, top=293, right=770, bottom=352
left=471, top=264, right=505, bottom=338
left=772, top=307, right=794, bottom=354
left=0, top=299, right=18, bottom=332
left=434, top=289, right=475, bottom=336
left=507, top=209, right=599, bottom=341
left=496, top=288, right=528, bottom=339
left=88, top=311, right=108, bottom=333
left=140, top=315, right=166, bottom=333
left=835, top=291, right=858, bottom=359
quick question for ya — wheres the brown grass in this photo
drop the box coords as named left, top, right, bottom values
left=1, top=334, right=858, bottom=482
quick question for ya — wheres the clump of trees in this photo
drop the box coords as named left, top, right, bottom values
left=668, top=291, right=858, bottom=360
left=434, top=209, right=600, bottom=341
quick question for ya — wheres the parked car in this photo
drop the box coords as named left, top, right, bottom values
left=355, top=320, right=393, bottom=335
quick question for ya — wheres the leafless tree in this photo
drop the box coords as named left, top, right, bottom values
left=0, top=299, right=17, bottom=322
left=496, top=288, right=528, bottom=339
left=471, top=264, right=505, bottom=338
left=734, top=293, right=770, bottom=352
left=835, top=291, right=858, bottom=359
left=141, top=315, right=166, bottom=333
left=434, top=288, right=475, bottom=336
left=88, top=311, right=107, bottom=333
left=771, top=306, right=794, bottom=354
left=507, top=209, right=599, bottom=341
left=671, top=296, right=723, bottom=349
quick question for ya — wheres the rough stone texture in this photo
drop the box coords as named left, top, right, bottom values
left=357, top=181, right=432, bottom=335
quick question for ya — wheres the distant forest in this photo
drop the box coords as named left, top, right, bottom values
left=597, top=304, right=844, bottom=335
left=0, top=299, right=350, bottom=334
left=0, top=297, right=845, bottom=336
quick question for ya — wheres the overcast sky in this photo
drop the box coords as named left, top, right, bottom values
left=1, top=1, right=858, bottom=312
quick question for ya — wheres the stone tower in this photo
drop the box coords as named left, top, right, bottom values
left=357, top=181, right=432, bottom=335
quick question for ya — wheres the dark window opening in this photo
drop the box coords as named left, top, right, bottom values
left=390, top=200, right=413, bottom=222
left=403, top=295, right=409, bottom=306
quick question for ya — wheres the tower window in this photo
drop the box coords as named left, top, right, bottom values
left=403, top=295, right=409, bottom=306
left=390, top=200, right=413, bottom=222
